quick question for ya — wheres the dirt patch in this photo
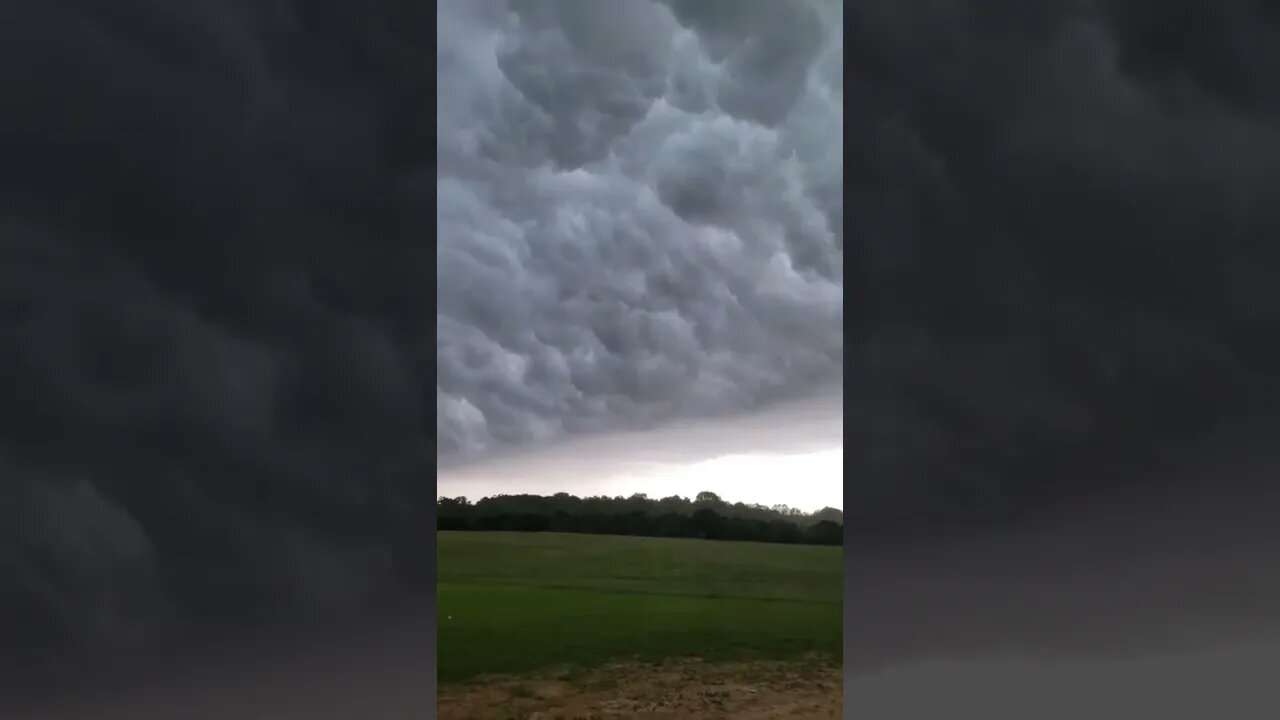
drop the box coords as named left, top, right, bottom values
left=438, top=655, right=841, bottom=720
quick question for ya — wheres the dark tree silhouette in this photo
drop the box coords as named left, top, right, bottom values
left=436, top=491, right=842, bottom=546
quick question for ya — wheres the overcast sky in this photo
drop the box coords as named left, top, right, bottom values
left=0, top=0, right=843, bottom=687
left=850, top=0, right=1280, bottom=529
left=436, top=0, right=844, bottom=506
left=849, top=0, right=1280, bottom=712
left=1, top=0, right=437, bottom=675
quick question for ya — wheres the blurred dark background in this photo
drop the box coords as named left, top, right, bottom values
left=0, top=0, right=435, bottom=705
left=848, top=2, right=1280, bottom=713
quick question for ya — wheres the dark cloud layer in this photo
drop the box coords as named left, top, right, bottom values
left=436, top=0, right=843, bottom=463
left=0, top=0, right=842, bottom=679
left=850, top=0, right=1280, bottom=530
left=848, top=438, right=1280, bottom=713
left=849, top=4, right=1280, bottom=708
left=1, top=0, right=434, bottom=668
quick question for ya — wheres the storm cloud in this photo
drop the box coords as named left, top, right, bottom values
left=436, top=0, right=843, bottom=463
left=0, top=0, right=436, bottom=669
left=848, top=1, right=1280, bottom=703
left=849, top=0, right=1280, bottom=530
left=0, top=0, right=842, bottom=677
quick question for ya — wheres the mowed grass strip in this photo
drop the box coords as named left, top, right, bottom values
left=437, top=532, right=842, bottom=683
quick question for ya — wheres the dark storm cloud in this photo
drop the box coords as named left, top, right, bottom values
left=0, top=0, right=841, bottom=672
left=850, top=0, right=1280, bottom=528
left=848, top=436, right=1280, bottom=711
left=0, top=0, right=433, bottom=667
left=436, top=0, right=843, bottom=462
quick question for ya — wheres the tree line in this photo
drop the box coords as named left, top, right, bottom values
left=437, top=491, right=842, bottom=546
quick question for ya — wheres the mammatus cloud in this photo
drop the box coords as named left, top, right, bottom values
left=849, top=0, right=1280, bottom=528
left=1, top=1, right=436, bottom=667
left=436, top=0, right=844, bottom=462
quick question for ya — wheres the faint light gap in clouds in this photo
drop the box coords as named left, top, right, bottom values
left=437, top=386, right=844, bottom=512
left=438, top=447, right=843, bottom=514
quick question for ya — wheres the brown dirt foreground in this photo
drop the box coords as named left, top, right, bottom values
left=438, top=655, right=841, bottom=720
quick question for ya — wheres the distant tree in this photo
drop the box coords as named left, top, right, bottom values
left=658, top=495, right=689, bottom=516
left=653, top=513, right=688, bottom=537
left=691, top=508, right=725, bottom=539
left=766, top=519, right=802, bottom=544
left=438, top=516, right=471, bottom=531
left=437, top=491, right=838, bottom=545
left=813, top=507, right=842, bottom=521
left=805, top=520, right=843, bottom=546
left=548, top=511, right=572, bottom=533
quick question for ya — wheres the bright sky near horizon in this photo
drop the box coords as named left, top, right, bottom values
left=604, top=448, right=843, bottom=511
left=438, top=447, right=843, bottom=514
left=437, top=391, right=843, bottom=513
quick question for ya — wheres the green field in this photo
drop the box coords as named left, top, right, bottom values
left=437, top=531, right=842, bottom=683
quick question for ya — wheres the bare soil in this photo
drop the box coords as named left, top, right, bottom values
left=438, top=655, right=842, bottom=720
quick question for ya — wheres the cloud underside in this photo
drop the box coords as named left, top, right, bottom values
left=436, top=0, right=844, bottom=460
left=850, top=0, right=1280, bottom=523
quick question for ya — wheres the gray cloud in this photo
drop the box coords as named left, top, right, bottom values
left=436, top=0, right=843, bottom=462
left=0, top=0, right=435, bottom=671
left=0, top=0, right=841, bottom=681
left=437, top=385, right=842, bottom=501
left=849, top=0, right=1280, bottom=529
left=847, top=0, right=1280, bottom=700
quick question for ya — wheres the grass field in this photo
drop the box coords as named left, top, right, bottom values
left=436, top=531, right=842, bottom=684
